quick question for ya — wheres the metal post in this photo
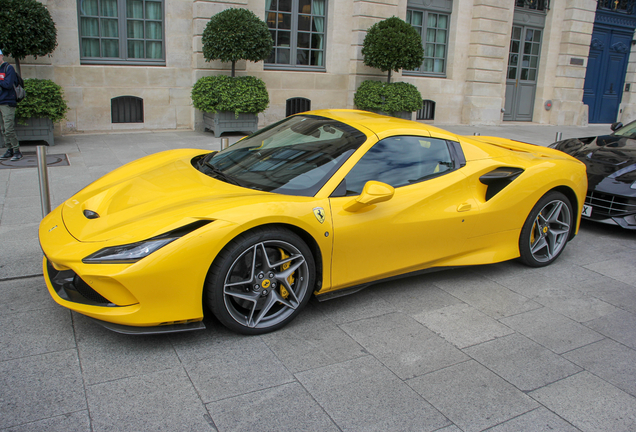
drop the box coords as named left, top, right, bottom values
left=221, top=138, right=229, bottom=149
left=36, top=146, right=51, bottom=217
left=555, top=132, right=563, bottom=141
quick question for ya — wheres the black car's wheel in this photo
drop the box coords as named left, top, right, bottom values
left=519, top=191, right=573, bottom=267
left=205, top=227, right=315, bottom=335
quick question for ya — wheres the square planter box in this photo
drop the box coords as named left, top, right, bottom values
left=0, top=117, right=55, bottom=146
left=203, top=111, right=259, bottom=137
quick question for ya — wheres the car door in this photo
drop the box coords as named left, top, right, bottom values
left=328, top=135, right=479, bottom=290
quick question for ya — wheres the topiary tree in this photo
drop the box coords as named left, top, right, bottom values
left=202, top=8, right=273, bottom=77
left=361, top=16, right=424, bottom=83
left=0, top=0, right=58, bottom=76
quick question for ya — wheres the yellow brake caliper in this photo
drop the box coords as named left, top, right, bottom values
left=278, top=249, right=294, bottom=299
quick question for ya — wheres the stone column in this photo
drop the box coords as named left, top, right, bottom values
left=461, top=0, right=513, bottom=125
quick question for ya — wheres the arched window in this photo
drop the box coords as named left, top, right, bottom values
left=111, top=96, right=144, bottom=123
left=286, top=97, right=312, bottom=116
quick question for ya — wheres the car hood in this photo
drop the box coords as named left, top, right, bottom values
left=552, top=135, right=636, bottom=186
left=62, top=149, right=270, bottom=243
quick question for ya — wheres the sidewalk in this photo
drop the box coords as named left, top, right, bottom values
left=1, top=123, right=635, bottom=432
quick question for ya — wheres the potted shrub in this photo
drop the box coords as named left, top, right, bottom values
left=354, top=80, right=423, bottom=120
left=196, top=8, right=273, bottom=136
left=10, top=78, right=69, bottom=146
left=191, top=75, right=269, bottom=136
left=356, top=16, right=424, bottom=119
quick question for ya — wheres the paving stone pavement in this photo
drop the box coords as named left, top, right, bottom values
left=1, top=123, right=635, bottom=432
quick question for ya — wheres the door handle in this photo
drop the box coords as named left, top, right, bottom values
left=457, top=203, right=472, bottom=212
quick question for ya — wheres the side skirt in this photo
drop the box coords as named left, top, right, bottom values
left=314, top=266, right=458, bottom=302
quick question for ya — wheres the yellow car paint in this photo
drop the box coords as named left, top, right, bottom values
left=39, top=109, right=586, bottom=331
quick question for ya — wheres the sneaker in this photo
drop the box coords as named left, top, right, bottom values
left=10, top=150, right=23, bottom=161
left=0, top=148, right=13, bottom=160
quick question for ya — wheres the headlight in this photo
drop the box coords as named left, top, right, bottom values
left=82, top=220, right=212, bottom=264
left=83, top=238, right=177, bottom=264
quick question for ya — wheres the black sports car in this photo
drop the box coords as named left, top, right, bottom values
left=550, top=121, right=636, bottom=229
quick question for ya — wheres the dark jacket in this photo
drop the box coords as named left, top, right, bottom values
left=0, top=62, right=17, bottom=107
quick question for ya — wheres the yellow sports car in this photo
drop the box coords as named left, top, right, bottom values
left=39, top=110, right=587, bottom=335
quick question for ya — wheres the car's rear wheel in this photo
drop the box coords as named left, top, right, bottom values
left=205, top=227, right=315, bottom=335
left=519, top=191, right=573, bottom=267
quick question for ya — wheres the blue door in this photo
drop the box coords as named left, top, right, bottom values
left=583, top=26, right=632, bottom=123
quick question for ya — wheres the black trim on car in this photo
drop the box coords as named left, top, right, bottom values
left=479, top=167, right=525, bottom=201
left=46, top=258, right=116, bottom=306
left=315, top=266, right=458, bottom=301
left=87, top=318, right=206, bottom=335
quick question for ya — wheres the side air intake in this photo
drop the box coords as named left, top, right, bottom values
left=479, top=167, right=524, bottom=201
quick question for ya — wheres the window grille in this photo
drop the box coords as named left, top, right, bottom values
left=515, top=0, right=550, bottom=11
left=597, top=0, right=635, bottom=13
left=286, top=97, right=311, bottom=117
left=111, top=96, right=144, bottom=123
left=417, top=100, right=436, bottom=120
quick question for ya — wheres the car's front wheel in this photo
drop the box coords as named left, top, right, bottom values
left=205, top=227, right=315, bottom=335
left=518, top=191, right=573, bottom=267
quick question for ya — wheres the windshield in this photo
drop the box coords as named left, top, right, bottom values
left=196, top=115, right=368, bottom=196
left=614, top=121, right=636, bottom=138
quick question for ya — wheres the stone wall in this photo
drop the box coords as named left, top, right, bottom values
left=13, top=0, right=606, bottom=134
left=547, top=0, right=596, bottom=126
left=461, top=0, right=512, bottom=124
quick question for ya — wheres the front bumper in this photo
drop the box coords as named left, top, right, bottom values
left=584, top=191, right=636, bottom=229
left=39, top=205, right=225, bottom=331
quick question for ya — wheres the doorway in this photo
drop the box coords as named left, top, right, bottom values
left=504, top=25, right=542, bottom=121
left=583, top=26, right=632, bottom=123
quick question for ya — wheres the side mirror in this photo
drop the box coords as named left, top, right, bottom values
left=610, top=122, right=623, bottom=132
left=343, top=181, right=395, bottom=212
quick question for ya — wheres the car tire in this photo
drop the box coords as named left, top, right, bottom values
left=205, top=227, right=315, bottom=335
left=518, top=191, right=573, bottom=268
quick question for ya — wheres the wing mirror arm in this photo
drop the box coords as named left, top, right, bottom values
left=343, top=181, right=395, bottom=212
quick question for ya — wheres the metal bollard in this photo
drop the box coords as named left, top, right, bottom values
left=221, top=137, right=229, bottom=149
left=555, top=132, right=563, bottom=141
left=36, top=146, right=51, bottom=217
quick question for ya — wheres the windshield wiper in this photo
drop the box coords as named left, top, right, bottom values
left=204, top=161, right=241, bottom=186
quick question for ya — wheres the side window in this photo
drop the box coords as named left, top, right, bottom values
left=344, top=136, right=454, bottom=195
left=265, top=0, right=327, bottom=70
left=78, top=0, right=165, bottom=65
left=404, top=0, right=453, bottom=77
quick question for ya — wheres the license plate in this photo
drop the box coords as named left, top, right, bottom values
left=582, top=204, right=592, bottom=217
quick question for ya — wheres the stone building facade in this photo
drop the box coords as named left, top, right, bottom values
left=15, top=0, right=636, bottom=135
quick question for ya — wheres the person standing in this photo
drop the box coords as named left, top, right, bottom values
left=0, top=48, right=22, bottom=161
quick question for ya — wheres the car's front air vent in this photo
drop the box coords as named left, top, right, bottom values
left=480, top=167, right=524, bottom=201
left=83, top=209, right=100, bottom=219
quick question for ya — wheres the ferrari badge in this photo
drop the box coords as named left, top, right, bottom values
left=313, top=207, right=325, bottom=224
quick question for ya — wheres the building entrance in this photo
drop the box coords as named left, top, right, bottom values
left=583, top=26, right=632, bottom=123
left=504, top=25, right=542, bottom=121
